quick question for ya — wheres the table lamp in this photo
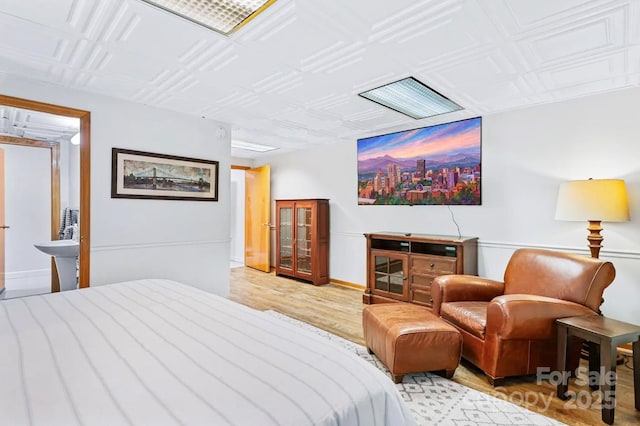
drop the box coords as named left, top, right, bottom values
left=555, top=178, right=629, bottom=258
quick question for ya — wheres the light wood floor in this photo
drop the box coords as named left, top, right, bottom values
left=230, top=267, right=640, bottom=426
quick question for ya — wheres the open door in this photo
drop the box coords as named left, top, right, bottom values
left=245, top=165, right=270, bottom=272
left=0, top=148, right=4, bottom=294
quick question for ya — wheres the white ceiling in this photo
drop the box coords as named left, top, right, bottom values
left=0, top=0, right=638, bottom=158
left=0, top=106, right=80, bottom=142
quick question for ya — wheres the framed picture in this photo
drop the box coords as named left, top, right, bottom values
left=111, top=148, right=219, bottom=201
left=357, top=117, right=481, bottom=205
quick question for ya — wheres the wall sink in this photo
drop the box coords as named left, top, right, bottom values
left=34, top=240, right=79, bottom=291
left=34, top=240, right=79, bottom=257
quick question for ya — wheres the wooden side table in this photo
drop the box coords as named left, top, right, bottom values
left=556, top=314, right=640, bottom=425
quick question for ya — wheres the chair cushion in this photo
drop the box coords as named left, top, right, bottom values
left=441, top=301, right=488, bottom=339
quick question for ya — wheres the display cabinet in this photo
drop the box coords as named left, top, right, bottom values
left=275, top=199, right=329, bottom=285
left=363, top=232, right=478, bottom=308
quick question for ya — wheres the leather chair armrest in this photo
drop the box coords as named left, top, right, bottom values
left=486, top=294, right=595, bottom=340
left=431, top=275, right=505, bottom=316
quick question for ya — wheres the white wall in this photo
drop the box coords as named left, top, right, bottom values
left=58, top=140, right=80, bottom=213
left=1, top=74, right=232, bottom=296
left=68, top=142, right=80, bottom=209
left=59, top=141, right=69, bottom=215
left=230, top=168, right=245, bottom=264
left=258, top=86, right=640, bottom=324
left=231, top=156, right=255, bottom=168
left=2, top=144, right=51, bottom=289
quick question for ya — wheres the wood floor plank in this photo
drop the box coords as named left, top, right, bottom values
left=230, top=267, right=640, bottom=426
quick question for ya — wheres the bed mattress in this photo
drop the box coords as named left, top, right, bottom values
left=0, top=279, right=414, bottom=426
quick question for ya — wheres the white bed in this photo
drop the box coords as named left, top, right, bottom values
left=0, top=279, right=415, bottom=426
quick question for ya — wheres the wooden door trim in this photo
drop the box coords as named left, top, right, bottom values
left=0, top=135, right=58, bottom=147
left=51, top=143, right=61, bottom=292
left=0, top=94, right=91, bottom=289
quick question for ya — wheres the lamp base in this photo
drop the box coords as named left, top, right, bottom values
left=587, top=220, right=603, bottom=259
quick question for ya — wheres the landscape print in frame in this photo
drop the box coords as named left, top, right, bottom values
left=357, top=117, right=481, bottom=205
left=111, top=148, right=219, bottom=201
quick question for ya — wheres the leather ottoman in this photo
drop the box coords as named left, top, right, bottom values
left=363, top=303, right=462, bottom=383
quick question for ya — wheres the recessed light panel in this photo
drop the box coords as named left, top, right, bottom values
left=140, top=0, right=277, bottom=35
left=232, top=140, right=278, bottom=152
left=359, top=77, right=462, bottom=119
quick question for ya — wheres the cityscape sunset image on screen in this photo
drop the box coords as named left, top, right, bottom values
left=357, top=117, right=481, bottom=205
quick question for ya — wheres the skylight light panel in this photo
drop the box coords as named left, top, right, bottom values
left=140, top=0, right=277, bottom=35
left=231, top=140, right=278, bottom=152
left=359, top=77, right=462, bottom=119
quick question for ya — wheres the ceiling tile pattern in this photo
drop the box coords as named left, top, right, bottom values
left=1, top=0, right=638, bottom=158
left=0, top=106, right=79, bottom=141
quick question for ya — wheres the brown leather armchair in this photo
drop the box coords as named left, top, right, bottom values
left=431, top=248, right=616, bottom=384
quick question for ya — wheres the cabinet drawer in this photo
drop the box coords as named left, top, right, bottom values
left=411, top=272, right=438, bottom=288
left=411, top=255, right=457, bottom=273
left=411, top=289, right=433, bottom=307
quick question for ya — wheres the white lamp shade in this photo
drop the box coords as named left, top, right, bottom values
left=555, top=179, right=630, bottom=222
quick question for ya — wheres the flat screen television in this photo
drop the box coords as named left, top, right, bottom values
left=357, top=117, right=481, bottom=205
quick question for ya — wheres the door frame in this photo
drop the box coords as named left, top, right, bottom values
left=0, top=94, right=91, bottom=289
left=0, top=135, right=61, bottom=291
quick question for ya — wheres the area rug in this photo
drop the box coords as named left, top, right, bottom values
left=264, top=310, right=564, bottom=426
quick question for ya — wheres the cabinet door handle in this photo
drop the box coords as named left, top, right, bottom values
left=0, top=225, right=9, bottom=229
left=403, top=276, right=408, bottom=280
left=430, top=263, right=435, bottom=268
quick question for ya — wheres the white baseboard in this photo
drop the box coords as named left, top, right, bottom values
left=4, top=269, right=51, bottom=291
left=4, top=269, right=50, bottom=280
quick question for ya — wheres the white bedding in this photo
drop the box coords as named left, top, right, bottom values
left=0, top=279, right=415, bottom=426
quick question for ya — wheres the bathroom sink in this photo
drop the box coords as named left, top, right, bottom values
left=34, top=240, right=79, bottom=257
left=34, top=240, right=79, bottom=292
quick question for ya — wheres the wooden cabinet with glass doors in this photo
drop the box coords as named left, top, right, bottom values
left=275, top=199, right=330, bottom=285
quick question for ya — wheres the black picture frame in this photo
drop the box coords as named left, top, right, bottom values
left=111, top=148, right=219, bottom=201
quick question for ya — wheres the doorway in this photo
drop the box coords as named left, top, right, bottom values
left=0, top=94, right=91, bottom=295
left=230, top=164, right=271, bottom=272
left=0, top=137, right=61, bottom=297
